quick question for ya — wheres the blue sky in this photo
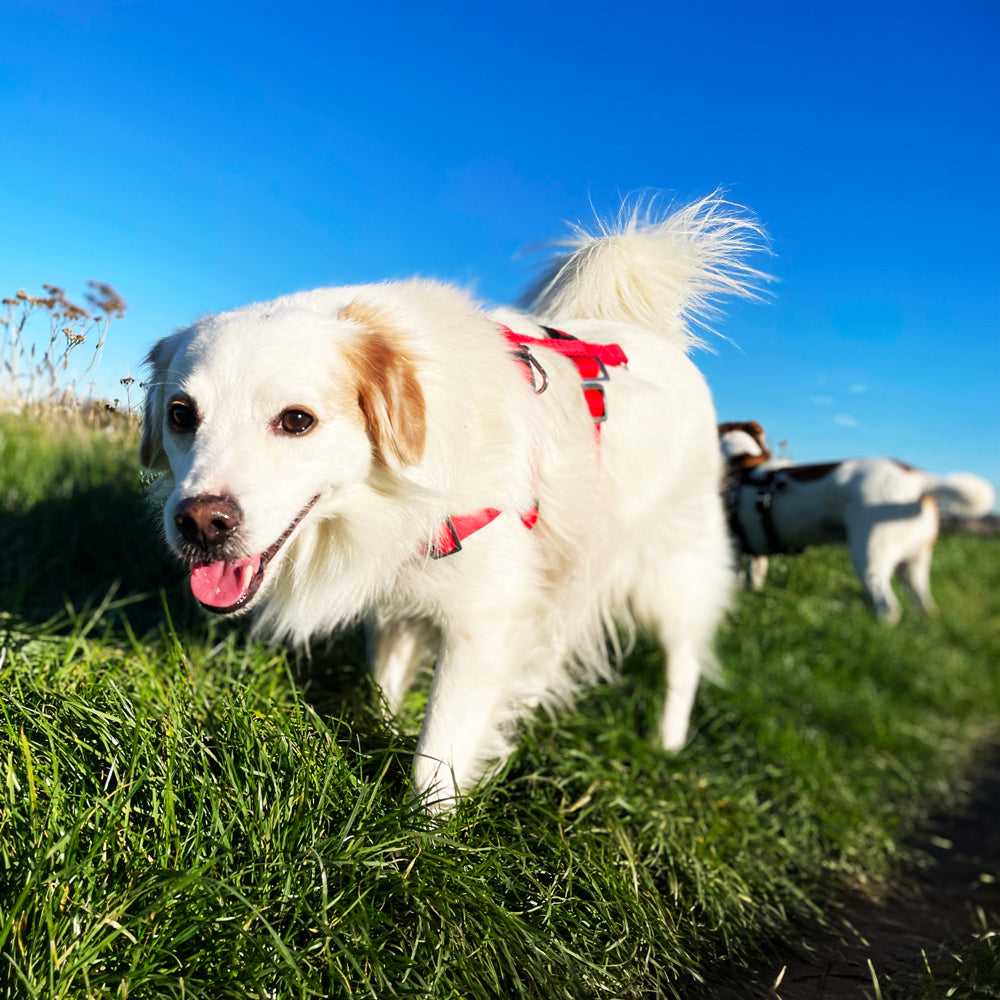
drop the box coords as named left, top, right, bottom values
left=2, top=0, right=998, bottom=496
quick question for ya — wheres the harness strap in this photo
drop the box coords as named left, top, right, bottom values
left=430, top=505, right=540, bottom=559
left=503, top=325, right=628, bottom=424
left=727, top=471, right=792, bottom=556
left=428, top=324, right=626, bottom=559
left=754, top=480, right=785, bottom=553
left=724, top=482, right=755, bottom=555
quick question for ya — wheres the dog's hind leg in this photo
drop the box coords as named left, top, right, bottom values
left=631, top=543, right=732, bottom=751
left=895, top=497, right=939, bottom=616
left=861, top=571, right=901, bottom=624
left=897, top=542, right=937, bottom=616
left=657, top=639, right=706, bottom=751
left=848, top=521, right=902, bottom=624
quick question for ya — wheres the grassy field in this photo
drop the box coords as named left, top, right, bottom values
left=1, top=411, right=998, bottom=999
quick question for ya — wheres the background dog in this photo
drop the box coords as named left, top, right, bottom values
left=141, top=197, right=768, bottom=810
left=719, top=420, right=996, bottom=622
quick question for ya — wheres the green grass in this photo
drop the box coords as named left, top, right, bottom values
left=1, top=411, right=998, bottom=998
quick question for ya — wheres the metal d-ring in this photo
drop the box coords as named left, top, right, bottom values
left=511, top=345, right=549, bottom=394
left=522, top=347, right=549, bottom=394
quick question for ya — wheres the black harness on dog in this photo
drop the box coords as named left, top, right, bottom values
left=724, top=470, right=797, bottom=556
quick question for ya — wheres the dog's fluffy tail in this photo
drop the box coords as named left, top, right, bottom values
left=923, top=472, right=996, bottom=516
left=520, top=192, right=771, bottom=351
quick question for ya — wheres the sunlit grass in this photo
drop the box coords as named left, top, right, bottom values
left=1, top=412, right=998, bottom=997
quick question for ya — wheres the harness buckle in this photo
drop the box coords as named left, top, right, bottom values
left=582, top=382, right=608, bottom=422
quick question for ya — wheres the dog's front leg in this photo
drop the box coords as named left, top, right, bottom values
left=411, top=618, right=522, bottom=813
left=746, top=554, right=769, bottom=590
left=368, top=617, right=438, bottom=716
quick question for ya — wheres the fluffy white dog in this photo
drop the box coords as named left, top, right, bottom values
left=141, top=197, right=767, bottom=809
left=719, top=420, right=995, bottom=622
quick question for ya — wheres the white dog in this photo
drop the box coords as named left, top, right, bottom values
left=141, top=197, right=767, bottom=809
left=719, top=420, right=995, bottom=623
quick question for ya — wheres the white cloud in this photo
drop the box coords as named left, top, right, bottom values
left=849, top=383, right=868, bottom=394
left=833, top=413, right=859, bottom=428
left=810, top=394, right=834, bottom=406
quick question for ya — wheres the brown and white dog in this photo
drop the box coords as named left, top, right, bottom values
left=140, top=197, right=768, bottom=810
left=718, top=420, right=995, bottom=622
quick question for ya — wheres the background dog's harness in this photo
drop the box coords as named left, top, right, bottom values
left=429, top=324, right=628, bottom=558
left=725, top=470, right=799, bottom=556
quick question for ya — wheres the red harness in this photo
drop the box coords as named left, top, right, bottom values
left=501, top=325, right=628, bottom=425
left=429, top=324, right=628, bottom=558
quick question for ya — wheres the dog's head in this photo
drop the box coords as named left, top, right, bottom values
left=717, top=420, right=771, bottom=472
left=141, top=296, right=426, bottom=615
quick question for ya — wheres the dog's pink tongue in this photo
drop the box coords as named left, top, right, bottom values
left=190, top=556, right=261, bottom=608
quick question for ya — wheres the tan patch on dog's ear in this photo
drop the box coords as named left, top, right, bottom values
left=718, top=420, right=772, bottom=468
left=339, top=300, right=426, bottom=468
left=718, top=420, right=768, bottom=449
left=732, top=453, right=770, bottom=472
left=338, top=299, right=397, bottom=334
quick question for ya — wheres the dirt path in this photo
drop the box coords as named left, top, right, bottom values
left=708, top=753, right=1000, bottom=998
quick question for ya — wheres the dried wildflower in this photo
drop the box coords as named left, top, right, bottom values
left=86, top=281, right=126, bottom=319
left=120, top=376, right=135, bottom=387
left=2, top=279, right=127, bottom=407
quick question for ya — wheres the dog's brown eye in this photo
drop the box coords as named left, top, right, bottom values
left=167, top=396, right=198, bottom=433
left=277, top=408, right=316, bottom=435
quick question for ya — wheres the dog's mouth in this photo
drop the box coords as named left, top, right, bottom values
left=188, top=496, right=319, bottom=614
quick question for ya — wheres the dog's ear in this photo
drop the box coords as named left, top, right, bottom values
left=719, top=420, right=770, bottom=454
left=339, top=301, right=426, bottom=468
left=139, top=336, right=177, bottom=471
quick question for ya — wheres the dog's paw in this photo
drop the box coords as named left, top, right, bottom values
left=412, top=754, right=460, bottom=815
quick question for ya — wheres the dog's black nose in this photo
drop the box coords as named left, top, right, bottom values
left=174, top=494, right=243, bottom=547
